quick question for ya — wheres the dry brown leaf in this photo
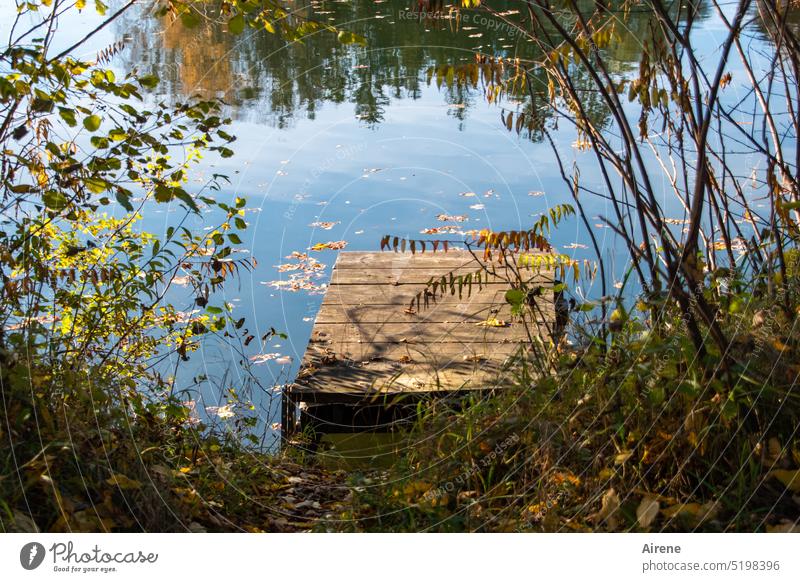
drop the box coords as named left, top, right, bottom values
left=11, top=510, right=40, bottom=533
left=636, top=496, right=660, bottom=529
left=593, top=488, right=621, bottom=530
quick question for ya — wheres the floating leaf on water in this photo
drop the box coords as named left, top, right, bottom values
left=310, top=240, right=347, bottom=251
left=436, top=213, right=468, bottom=222
left=309, top=221, right=340, bottom=230
left=249, top=353, right=282, bottom=364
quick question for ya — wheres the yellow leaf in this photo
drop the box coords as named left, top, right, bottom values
left=475, top=318, right=509, bottom=327
left=766, top=521, right=800, bottom=533
left=769, top=469, right=800, bottom=492
left=598, top=468, right=615, bottom=480
left=106, top=473, right=142, bottom=490
left=310, top=240, right=347, bottom=251
left=662, top=500, right=719, bottom=525
left=662, top=502, right=703, bottom=518
left=636, top=497, right=660, bottom=529
left=772, top=339, right=790, bottom=352
left=614, top=450, right=633, bottom=465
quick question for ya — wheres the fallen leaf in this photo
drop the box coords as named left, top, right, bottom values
left=309, top=221, right=340, bottom=230
left=249, top=353, right=281, bottom=364
left=11, top=510, right=39, bottom=533
left=766, top=521, right=800, bottom=533
left=106, top=474, right=142, bottom=490
left=593, top=488, right=621, bottom=530
left=636, top=497, right=660, bottom=529
left=436, top=213, right=468, bottom=222
left=769, top=469, right=800, bottom=492
left=475, top=318, right=509, bottom=327
left=310, top=240, right=347, bottom=251
left=615, top=450, right=633, bottom=465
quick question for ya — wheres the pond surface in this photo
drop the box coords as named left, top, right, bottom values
left=1, top=0, right=778, bottom=446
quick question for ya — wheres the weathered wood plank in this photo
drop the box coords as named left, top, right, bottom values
left=332, top=251, right=488, bottom=270
left=308, top=320, right=546, bottom=344
left=320, top=283, right=511, bottom=306
left=297, top=339, right=532, bottom=364
left=291, top=345, right=524, bottom=397
left=314, top=302, right=514, bottom=324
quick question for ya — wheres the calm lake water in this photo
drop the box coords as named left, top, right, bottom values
left=1, top=0, right=779, bottom=446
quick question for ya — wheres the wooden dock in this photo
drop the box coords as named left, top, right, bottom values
left=282, top=250, right=556, bottom=438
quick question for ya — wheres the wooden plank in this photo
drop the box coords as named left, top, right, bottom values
left=332, top=250, right=556, bottom=272
left=332, top=251, right=487, bottom=270
left=298, top=338, right=532, bottom=364
left=321, top=283, right=514, bottom=306
left=314, top=302, right=514, bottom=324
left=330, top=269, right=552, bottom=286
left=308, top=320, right=547, bottom=344
left=292, top=348, right=524, bottom=398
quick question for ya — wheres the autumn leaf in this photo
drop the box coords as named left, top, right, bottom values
left=769, top=469, right=800, bottom=492
left=636, top=497, right=660, bottom=529
left=591, top=488, right=621, bottom=530
left=475, top=318, right=509, bottom=327
left=766, top=521, right=800, bottom=533
left=614, top=450, right=633, bottom=465
left=106, top=473, right=142, bottom=490
left=310, top=240, right=347, bottom=251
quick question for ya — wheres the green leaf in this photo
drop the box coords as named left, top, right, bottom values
left=154, top=184, right=174, bottom=203
left=115, top=191, right=133, bottom=211
left=228, top=14, right=245, bottom=35
left=84, top=178, right=107, bottom=194
left=180, top=10, right=201, bottom=28
left=337, top=30, right=367, bottom=45
left=228, top=233, right=242, bottom=244
left=504, top=289, right=525, bottom=306
left=83, top=114, right=101, bottom=132
left=59, top=107, right=77, bottom=127
left=43, top=190, right=68, bottom=210
left=138, top=74, right=159, bottom=89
